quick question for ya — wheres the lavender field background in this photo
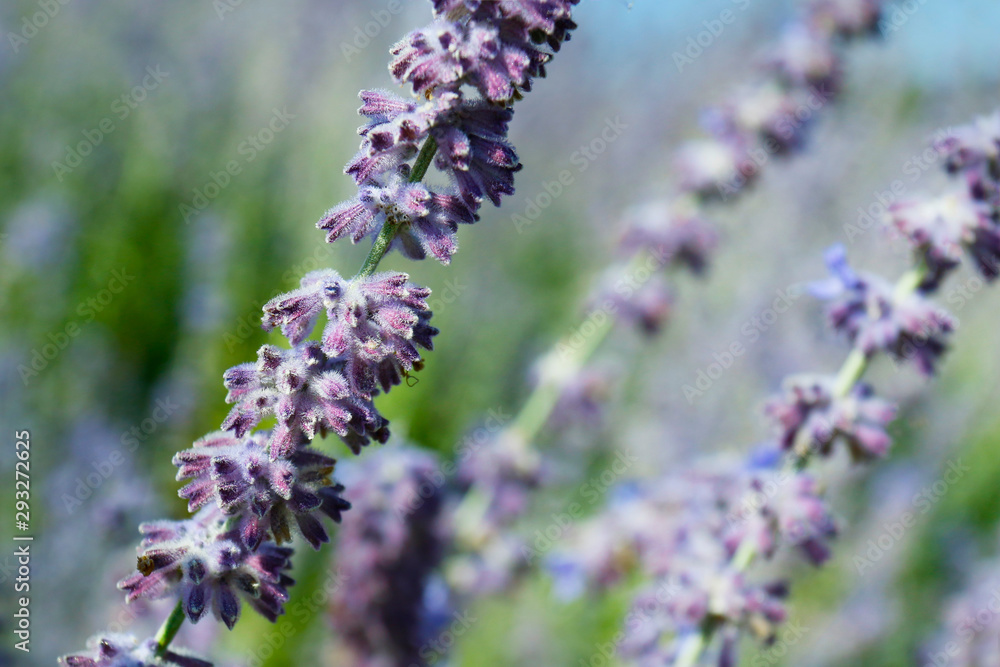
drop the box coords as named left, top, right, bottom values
left=3, top=1, right=1000, bottom=666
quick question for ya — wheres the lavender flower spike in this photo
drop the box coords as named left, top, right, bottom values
left=173, top=430, right=351, bottom=550
left=59, top=634, right=212, bottom=667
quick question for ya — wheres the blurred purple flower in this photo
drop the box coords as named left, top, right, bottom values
left=887, top=192, right=1000, bottom=288
left=813, top=244, right=955, bottom=374
left=765, top=374, right=896, bottom=460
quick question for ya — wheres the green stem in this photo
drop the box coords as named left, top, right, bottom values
left=356, top=136, right=439, bottom=279
left=154, top=600, right=186, bottom=658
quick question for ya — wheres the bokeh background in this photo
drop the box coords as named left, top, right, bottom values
left=3, top=0, right=1000, bottom=665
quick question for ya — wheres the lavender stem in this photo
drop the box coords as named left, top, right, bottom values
left=356, top=136, right=439, bottom=279
left=153, top=600, right=186, bottom=658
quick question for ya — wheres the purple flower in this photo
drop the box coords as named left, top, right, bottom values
left=763, top=25, right=840, bottom=94
left=674, top=137, right=757, bottom=199
left=705, top=81, right=815, bottom=155
left=262, top=270, right=438, bottom=397
left=764, top=374, right=896, bottom=460
left=618, top=200, right=719, bottom=275
left=936, top=110, right=1000, bottom=205
left=813, top=244, right=955, bottom=374
left=432, top=98, right=522, bottom=207
left=887, top=192, right=1000, bottom=287
left=117, top=508, right=294, bottom=628
left=346, top=90, right=432, bottom=186
left=173, top=431, right=351, bottom=550
left=391, top=0, right=579, bottom=103
left=59, top=634, right=212, bottom=667
left=317, top=174, right=476, bottom=264
left=330, top=447, right=450, bottom=667
left=808, top=0, right=883, bottom=38
left=735, top=468, right=838, bottom=565
left=221, top=342, right=388, bottom=458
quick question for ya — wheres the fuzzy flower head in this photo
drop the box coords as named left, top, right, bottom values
left=887, top=192, right=1000, bottom=288
left=432, top=97, right=522, bottom=207
left=674, top=137, right=756, bottom=199
left=117, top=508, right=294, bottom=628
left=763, top=25, right=840, bottom=93
left=765, top=374, right=896, bottom=460
left=173, top=431, right=351, bottom=550
left=318, top=174, right=477, bottom=264
left=262, top=270, right=438, bottom=397
left=222, top=342, right=388, bottom=458
left=938, top=111, right=1000, bottom=178
left=808, top=0, right=883, bottom=38
left=391, top=0, right=579, bottom=103
left=618, top=200, right=719, bottom=275
left=813, top=244, right=956, bottom=374
left=705, top=81, right=815, bottom=155
left=59, top=634, right=212, bottom=667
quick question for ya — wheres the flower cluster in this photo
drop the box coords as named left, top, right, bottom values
left=173, top=431, right=350, bottom=550
left=117, top=508, right=295, bottom=628
left=329, top=447, right=451, bottom=667
left=812, top=244, right=955, bottom=375
left=321, top=0, right=579, bottom=264
left=262, top=270, right=438, bottom=398
left=765, top=374, right=896, bottom=460
left=60, top=634, right=211, bottom=667
left=548, top=453, right=837, bottom=660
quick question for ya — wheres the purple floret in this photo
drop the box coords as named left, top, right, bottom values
left=59, top=634, right=212, bottom=667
